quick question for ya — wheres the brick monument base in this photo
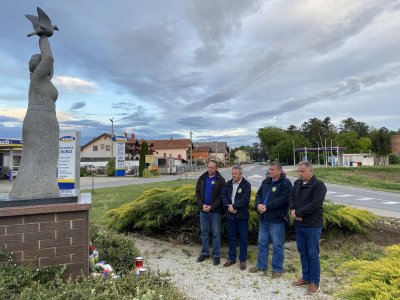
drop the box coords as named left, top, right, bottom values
left=0, top=201, right=90, bottom=277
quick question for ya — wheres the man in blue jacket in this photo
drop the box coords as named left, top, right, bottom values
left=289, top=161, right=327, bottom=295
left=196, top=160, right=226, bottom=266
left=249, top=162, right=292, bottom=278
left=221, top=165, right=251, bottom=270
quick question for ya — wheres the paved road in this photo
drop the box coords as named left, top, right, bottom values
left=220, top=164, right=400, bottom=218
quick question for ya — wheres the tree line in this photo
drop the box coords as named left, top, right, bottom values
left=234, top=117, right=399, bottom=165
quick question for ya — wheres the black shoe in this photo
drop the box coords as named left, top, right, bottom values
left=213, top=257, right=220, bottom=266
left=197, top=255, right=209, bottom=262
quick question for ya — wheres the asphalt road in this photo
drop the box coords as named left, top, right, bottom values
left=219, top=164, right=400, bottom=218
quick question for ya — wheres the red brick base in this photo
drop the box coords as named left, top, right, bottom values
left=0, top=202, right=90, bottom=277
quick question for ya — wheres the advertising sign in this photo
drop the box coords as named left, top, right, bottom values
left=0, top=138, right=23, bottom=147
left=58, top=132, right=80, bottom=190
left=145, top=155, right=155, bottom=164
left=113, top=135, right=127, bottom=176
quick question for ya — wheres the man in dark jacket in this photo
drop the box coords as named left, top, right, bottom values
left=221, top=165, right=251, bottom=270
left=249, top=162, right=292, bottom=278
left=289, top=161, right=327, bottom=295
left=196, top=160, right=226, bottom=265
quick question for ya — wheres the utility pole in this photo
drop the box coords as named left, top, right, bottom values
left=317, top=142, right=320, bottom=165
left=110, top=118, right=114, bottom=159
left=292, top=141, right=295, bottom=167
left=189, top=131, right=193, bottom=166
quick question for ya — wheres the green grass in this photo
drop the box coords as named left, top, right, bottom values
left=84, top=179, right=196, bottom=225
left=291, top=165, right=400, bottom=192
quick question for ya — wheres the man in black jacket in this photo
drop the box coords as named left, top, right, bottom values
left=289, top=161, right=327, bottom=295
left=221, top=165, right=251, bottom=270
left=196, top=160, right=226, bottom=265
left=249, top=162, right=292, bottom=278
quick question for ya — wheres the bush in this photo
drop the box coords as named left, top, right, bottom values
left=107, top=184, right=375, bottom=239
left=142, top=168, right=159, bottom=178
left=337, top=244, right=400, bottom=300
left=80, top=166, right=93, bottom=177
left=0, top=230, right=185, bottom=300
left=322, top=201, right=377, bottom=233
left=107, top=185, right=199, bottom=233
left=0, top=248, right=66, bottom=299
left=90, top=224, right=140, bottom=275
left=106, top=158, right=115, bottom=176
left=388, top=153, right=400, bottom=164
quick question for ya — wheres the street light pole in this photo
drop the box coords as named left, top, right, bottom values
left=189, top=131, right=193, bottom=166
left=110, top=118, right=114, bottom=159
left=214, top=141, right=218, bottom=161
left=317, top=142, right=320, bottom=165
left=292, top=141, right=295, bottom=167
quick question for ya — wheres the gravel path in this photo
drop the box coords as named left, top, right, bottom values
left=131, top=235, right=334, bottom=300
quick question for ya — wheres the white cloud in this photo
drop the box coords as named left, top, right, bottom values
left=53, top=76, right=97, bottom=93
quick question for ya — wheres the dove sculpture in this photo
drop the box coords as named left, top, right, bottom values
left=26, top=7, right=59, bottom=37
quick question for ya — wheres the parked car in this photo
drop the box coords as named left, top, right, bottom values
left=3, top=166, right=18, bottom=179
left=11, top=166, right=18, bottom=178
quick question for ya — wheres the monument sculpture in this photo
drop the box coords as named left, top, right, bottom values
left=0, top=8, right=90, bottom=278
left=9, top=7, right=60, bottom=199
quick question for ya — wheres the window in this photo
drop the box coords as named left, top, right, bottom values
left=93, top=145, right=98, bottom=151
left=100, top=144, right=105, bottom=150
left=106, top=145, right=111, bottom=151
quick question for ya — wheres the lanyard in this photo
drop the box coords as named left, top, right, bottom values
left=263, top=190, right=270, bottom=205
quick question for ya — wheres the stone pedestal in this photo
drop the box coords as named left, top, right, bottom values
left=0, top=200, right=90, bottom=277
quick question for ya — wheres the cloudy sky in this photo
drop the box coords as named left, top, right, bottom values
left=0, top=0, right=399, bottom=146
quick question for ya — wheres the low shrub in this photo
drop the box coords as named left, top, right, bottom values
left=107, top=185, right=201, bottom=233
left=0, top=228, right=184, bottom=300
left=388, top=153, right=400, bottom=164
left=107, top=184, right=376, bottom=240
left=90, top=223, right=140, bottom=275
left=142, top=168, right=160, bottom=178
left=322, top=201, right=377, bottom=233
left=337, top=244, right=400, bottom=300
left=80, top=166, right=93, bottom=177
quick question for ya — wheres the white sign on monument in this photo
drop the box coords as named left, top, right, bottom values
left=58, top=131, right=80, bottom=194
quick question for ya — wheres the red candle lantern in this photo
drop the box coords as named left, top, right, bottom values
left=135, top=257, right=143, bottom=268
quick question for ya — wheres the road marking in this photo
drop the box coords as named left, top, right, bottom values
left=326, top=183, right=400, bottom=197
left=354, top=197, right=375, bottom=201
left=382, top=201, right=400, bottom=205
left=335, top=194, right=353, bottom=198
left=243, top=166, right=255, bottom=171
left=248, top=174, right=264, bottom=182
left=326, top=191, right=337, bottom=194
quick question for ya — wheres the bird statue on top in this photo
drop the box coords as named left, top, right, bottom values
left=9, top=7, right=61, bottom=199
left=25, top=7, right=59, bottom=37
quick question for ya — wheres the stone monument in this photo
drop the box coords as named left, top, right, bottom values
left=9, top=7, right=60, bottom=199
left=1, top=8, right=90, bottom=278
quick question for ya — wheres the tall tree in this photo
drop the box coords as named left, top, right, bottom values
left=301, top=117, right=337, bottom=147
left=257, top=126, right=289, bottom=159
left=335, top=131, right=359, bottom=153
left=339, top=117, right=369, bottom=138
left=369, top=127, right=391, bottom=155
left=139, top=141, right=149, bottom=177
left=286, top=124, right=301, bottom=136
left=357, top=137, right=372, bottom=153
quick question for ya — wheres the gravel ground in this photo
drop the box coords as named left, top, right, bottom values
left=131, top=235, right=334, bottom=300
